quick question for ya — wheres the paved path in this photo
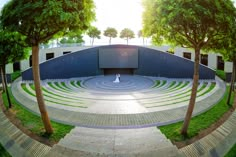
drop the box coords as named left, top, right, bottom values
left=46, top=127, right=179, bottom=157
left=179, top=109, right=236, bottom=157
left=0, top=93, right=51, bottom=157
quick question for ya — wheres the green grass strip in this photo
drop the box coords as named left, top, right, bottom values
left=173, top=82, right=207, bottom=97
left=11, top=71, right=21, bottom=82
left=71, top=81, right=77, bottom=88
left=76, top=81, right=82, bottom=87
left=61, top=82, right=71, bottom=90
left=168, top=81, right=176, bottom=89
left=158, top=82, right=207, bottom=102
left=21, top=84, right=35, bottom=96
left=198, top=83, right=216, bottom=97
left=2, top=89, right=74, bottom=143
left=52, top=82, right=71, bottom=92
left=0, top=143, right=11, bottom=157
left=55, top=82, right=70, bottom=92
left=167, top=81, right=189, bottom=93
left=152, top=80, right=161, bottom=88
left=42, top=87, right=82, bottom=102
left=158, top=80, right=167, bottom=88
left=225, top=143, right=236, bottom=157
left=48, top=82, right=68, bottom=93
left=147, top=83, right=217, bottom=108
left=22, top=84, right=86, bottom=108
left=197, top=82, right=207, bottom=91
left=159, top=86, right=232, bottom=142
left=216, top=70, right=226, bottom=81
left=33, top=84, right=83, bottom=102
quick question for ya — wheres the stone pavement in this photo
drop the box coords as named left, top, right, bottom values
left=2, top=104, right=236, bottom=156
left=0, top=92, right=51, bottom=157
left=179, top=110, right=236, bottom=157
left=46, top=127, right=179, bottom=157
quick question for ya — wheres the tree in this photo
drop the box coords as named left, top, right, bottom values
left=120, top=28, right=135, bottom=45
left=59, top=29, right=84, bottom=45
left=210, top=22, right=236, bottom=106
left=0, top=30, right=28, bottom=108
left=142, top=0, right=235, bottom=135
left=87, top=26, right=101, bottom=46
left=60, top=36, right=84, bottom=44
left=138, top=30, right=145, bottom=45
left=1, top=0, right=95, bottom=134
left=103, top=27, right=118, bottom=45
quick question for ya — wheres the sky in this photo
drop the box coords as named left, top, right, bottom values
left=93, top=0, right=142, bottom=33
left=87, top=0, right=144, bottom=45
left=2, top=0, right=236, bottom=45
left=0, top=0, right=145, bottom=45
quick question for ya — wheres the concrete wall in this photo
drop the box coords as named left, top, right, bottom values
left=134, top=47, right=214, bottom=79
left=0, top=74, right=11, bottom=84
left=22, top=45, right=215, bottom=80
left=22, top=47, right=103, bottom=80
left=6, top=46, right=92, bottom=73
left=172, top=48, right=221, bottom=71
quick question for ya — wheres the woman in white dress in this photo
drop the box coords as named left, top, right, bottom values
left=113, top=74, right=120, bottom=83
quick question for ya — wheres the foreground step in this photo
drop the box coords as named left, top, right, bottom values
left=46, top=127, right=180, bottom=157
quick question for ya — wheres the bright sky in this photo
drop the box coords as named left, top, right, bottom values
left=93, top=0, right=143, bottom=34
left=89, top=0, right=144, bottom=45
left=0, top=0, right=143, bottom=33
left=0, top=0, right=144, bottom=45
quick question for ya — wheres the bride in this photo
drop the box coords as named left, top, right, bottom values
left=113, top=74, right=120, bottom=83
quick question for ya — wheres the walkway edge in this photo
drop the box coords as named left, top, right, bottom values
left=0, top=92, right=51, bottom=157
left=179, top=108, right=236, bottom=156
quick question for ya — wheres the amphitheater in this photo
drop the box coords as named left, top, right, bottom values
left=5, top=45, right=235, bottom=156
left=13, top=75, right=224, bottom=128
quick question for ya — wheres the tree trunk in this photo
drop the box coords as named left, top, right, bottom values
left=233, top=61, right=236, bottom=92
left=32, top=45, right=53, bottom=134
left=92, top=38, right=94, bottom=46
left=109, top=37, right=111, bottom=45
left=0, top=66, right=6, bottom=92
left=2, top=65, right=11, bottom=108
left=227, top=60, right=235, bottom=105
left=181, top=47, right=200, bottom=136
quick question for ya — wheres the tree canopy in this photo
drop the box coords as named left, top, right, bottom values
left=143, top=0, right=235, bottom=48
left=0, top=0, right=96, bottom=134
left=1, top=0, right=95, bottom=46
left=142, top=0, right=236, bottom=135
left=120, top=28, right=135, bottom=45
left=87, top=26, right=101, bottom=46
left=0, top=31, right=28, bottom=66
left=103, top=27, right=118, bottom=44
left=0, top=30, right=28, bottom=108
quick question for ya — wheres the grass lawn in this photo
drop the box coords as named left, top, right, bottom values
left=2, top=88, right=74, bottom=143
left=10, top=71, right=21, bottom=82
left=225, top=143, right=236, bottom=157
left=216, top=70, right=226, bottom=81
left=159, top=86, right=233, bottom=142
left=0, top=143, right=11, bottom=157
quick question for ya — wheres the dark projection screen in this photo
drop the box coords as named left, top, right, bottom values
left=99, top=48, right=138, bottom=68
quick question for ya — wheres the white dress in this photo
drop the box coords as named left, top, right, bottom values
left=113, top=75, right=120, bottom=83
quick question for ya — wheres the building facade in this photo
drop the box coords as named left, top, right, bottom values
left=5, top=45, right=232, bottom=80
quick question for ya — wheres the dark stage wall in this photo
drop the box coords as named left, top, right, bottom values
left=22, top=45, right=215, bottom=80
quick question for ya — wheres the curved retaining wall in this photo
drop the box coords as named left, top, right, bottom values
left=22, top=45, right=215, bottom=80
